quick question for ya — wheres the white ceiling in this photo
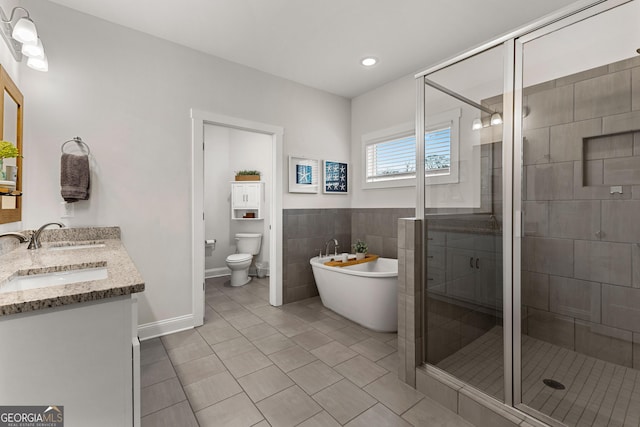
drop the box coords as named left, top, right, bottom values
left=47, top=0, right=580, bottom=98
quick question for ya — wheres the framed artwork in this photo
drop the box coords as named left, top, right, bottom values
left=323, top=160, right=348, bottom=194
left=288, top=156, right=319, bottom=193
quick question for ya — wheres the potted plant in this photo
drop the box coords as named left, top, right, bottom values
left=353, top=239, right=368, bottom=260
left=0, top=140, right=20, bottom=181
left=235, top=170, right=261, bottom=181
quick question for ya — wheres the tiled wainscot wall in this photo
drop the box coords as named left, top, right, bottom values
left=282, top=208, right=413, bottom=304
left=522, top=55, right=640, bottom=368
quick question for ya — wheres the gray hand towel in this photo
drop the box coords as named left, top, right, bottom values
left=60, top=153, right=90, bottom=202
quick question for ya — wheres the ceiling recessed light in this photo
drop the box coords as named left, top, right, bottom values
left=361, top=57, right=378, bottom=67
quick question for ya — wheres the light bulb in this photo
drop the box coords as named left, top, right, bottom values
left=361, top=57, right=377, bottom=67
left=12, top=17, right=37, bottom=44
left=21, top=38, right=43, bottom=58
left=27, top=54, right=48, bottom=72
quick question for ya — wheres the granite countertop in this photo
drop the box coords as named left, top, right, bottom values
left=427, top=223, right=502, bottom=235
left=425, top=215, right=502, bottom=235
left=0, top=228, right=145, bottom=316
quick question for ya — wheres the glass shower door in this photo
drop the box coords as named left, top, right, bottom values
left=516, top=1, right=640, bottom=425
left=421, top=44, right=508, bottom=402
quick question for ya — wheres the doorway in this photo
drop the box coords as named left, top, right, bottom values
left=191, top=110, right=284, bottom=327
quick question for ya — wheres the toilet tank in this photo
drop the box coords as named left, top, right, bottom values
left=236, top=233, right=262, bottom=255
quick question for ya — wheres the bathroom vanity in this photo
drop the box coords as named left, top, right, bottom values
left=0, top=227, right=144, bottom=427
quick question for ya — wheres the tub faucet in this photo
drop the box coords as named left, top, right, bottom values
left=28, top=222, right=65, bottom=250
left=0, top=232, right=28, bottom=243
left=325, top=238, right=339, bottom=257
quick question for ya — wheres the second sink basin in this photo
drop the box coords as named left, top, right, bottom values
left=1, top=267, right=108, bottom=293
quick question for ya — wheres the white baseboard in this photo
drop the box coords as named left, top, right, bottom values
left=205, top=267, right=230, bottom=279
left=138, top=314, right=195, bottom=341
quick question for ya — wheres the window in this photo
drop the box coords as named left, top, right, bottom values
left=362, top=108, right=460, bottom=189
left=365, top=133, right=416, bottom=183
left=425, top=126, right=451, bottom=176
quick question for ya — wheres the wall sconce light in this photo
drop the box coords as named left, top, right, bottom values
left=472, top=107, right=529, bottom=130
left=472, top=111, right=502, bottom=131
left=0, top=7, right=47, bottom=72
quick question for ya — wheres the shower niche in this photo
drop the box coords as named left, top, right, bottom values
left=582, top=131, right=640, bottom=188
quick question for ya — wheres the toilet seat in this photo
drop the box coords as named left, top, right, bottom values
left=226, top=253, right=252, bottom=263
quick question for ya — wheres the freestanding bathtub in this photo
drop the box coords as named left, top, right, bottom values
left=310, top=256, right=398, bottom=332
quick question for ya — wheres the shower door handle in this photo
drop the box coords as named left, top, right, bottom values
left=470, top=257, right=474, bottom=269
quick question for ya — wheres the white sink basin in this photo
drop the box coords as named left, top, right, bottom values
left=49, top=242, right=106, bottom=251
left=1, top=268, right=108, bottom=293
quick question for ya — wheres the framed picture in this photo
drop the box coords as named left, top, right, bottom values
left=288, top=156, right=319, bottom=193
left=323, top=160, right=348, bottom=194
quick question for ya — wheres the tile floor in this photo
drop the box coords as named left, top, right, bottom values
left=438, top=326, right=640, bottom=426
left=141, top=276, right=473, bottom=426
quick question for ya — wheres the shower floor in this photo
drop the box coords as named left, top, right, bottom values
left=436, top=326, right=640, bottom=427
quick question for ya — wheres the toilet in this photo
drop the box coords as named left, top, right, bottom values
left=225, top=233, right=262, bottom=287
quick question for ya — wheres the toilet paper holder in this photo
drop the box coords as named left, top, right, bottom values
left=205, top=239, right=216, bottom=249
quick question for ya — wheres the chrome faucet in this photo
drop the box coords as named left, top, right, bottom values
left=0, top=232, right=28, bottom=243
left=325, top=238, right=339, bottom=257
left=28, top=222, right=65, bottom=249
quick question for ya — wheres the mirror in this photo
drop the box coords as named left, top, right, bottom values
left=0, top=65, right=23, bottom=224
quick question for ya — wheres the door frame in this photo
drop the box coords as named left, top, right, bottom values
left=191, top=109, right=284, bottom=326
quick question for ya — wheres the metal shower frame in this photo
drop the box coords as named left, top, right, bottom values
left=414, top=0, right=633, bottom=423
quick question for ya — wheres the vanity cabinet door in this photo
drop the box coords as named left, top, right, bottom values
left=426, top=243, right=446, bottom=294
left=475, top=249, right=500, bottom=309
left=446, top=247, right=477, bottom=301
left=0, top=296, right=135, bottom=426
left=441, top=232, right=502, bottom=309
left=445, top=232, right=477, bottom=302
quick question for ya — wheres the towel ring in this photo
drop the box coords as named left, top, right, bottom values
left=61, top=136, right=91, bottom=155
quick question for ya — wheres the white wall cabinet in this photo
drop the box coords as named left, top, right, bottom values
left=231, top=182, right=263, bottom=220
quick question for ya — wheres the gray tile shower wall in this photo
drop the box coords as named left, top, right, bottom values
left=521, top=55, right=640, bottom=369
left=282, top=208, right=414, bottom=304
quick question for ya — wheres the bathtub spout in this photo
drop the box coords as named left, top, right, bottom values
left=325, top=238, right=339, bottom=257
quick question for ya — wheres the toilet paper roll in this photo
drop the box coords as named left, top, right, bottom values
left=205, top=239, right=216, bottom=245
